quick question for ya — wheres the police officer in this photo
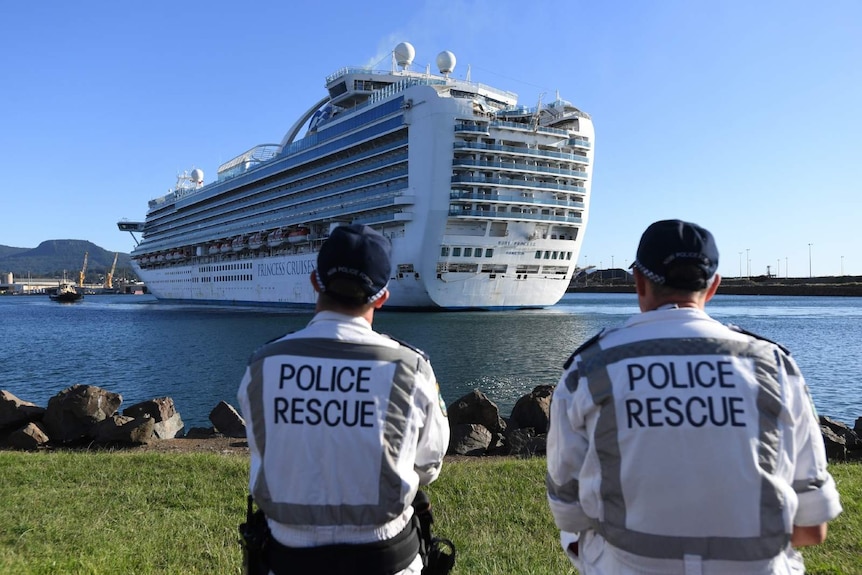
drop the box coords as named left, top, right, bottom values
left=237, top=224, right=450, bottom=575
left=546, top=219, right=842, bottom=574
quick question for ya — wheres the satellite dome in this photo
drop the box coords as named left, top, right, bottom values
left=436, top=51, right=456, bottom=75
left=394, top=42, right=415, bottom=68
left=190, top=168, right=204, bottom=183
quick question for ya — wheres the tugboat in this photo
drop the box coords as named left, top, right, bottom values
left=49, top=281, right=83, bottom=303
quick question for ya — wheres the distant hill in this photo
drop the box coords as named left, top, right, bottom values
left=0, top=240, right=135, bottom=282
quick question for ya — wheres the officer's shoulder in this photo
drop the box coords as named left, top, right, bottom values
left=382, top=333, right=430, bottom=361
left=562, top=328, right=608, bottom=369
left=727, top=324, right=791, bottom=354
left=248, top=331, right=295, bottom=361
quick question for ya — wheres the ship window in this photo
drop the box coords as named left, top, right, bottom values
left=535, top=251, right=542, bottom=259
left=453, top=247, right=462, bottom=257
left=464, top=248, right=473, bottom=257
left=441, top=246, right=450, bottom=256
left=485, top=248, right=493, bottom=257
left=544, top=252, right=550, bottom=259
left=567, top=252, right=573, bottom=260
left=552, top=251, right=558, bottom=259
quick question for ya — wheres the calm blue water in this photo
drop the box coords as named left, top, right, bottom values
left=1, top=293, right=860, bottom=429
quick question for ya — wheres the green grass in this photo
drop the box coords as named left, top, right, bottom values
left=0, top=452, right=859, bottom=574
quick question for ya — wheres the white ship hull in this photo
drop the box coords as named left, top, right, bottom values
left=134, top=234, right=574, bottom=309
left=121, top=43, right=594, bottom=310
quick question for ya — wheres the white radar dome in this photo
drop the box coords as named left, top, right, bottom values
left=394, top=42, right=415, bottom=68
left=436, top=51, right=456, bottom=75
left=190, top=168, right=204, bottom=183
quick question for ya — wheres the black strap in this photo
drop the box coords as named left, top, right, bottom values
left=265, top=518, right=420, bottom=575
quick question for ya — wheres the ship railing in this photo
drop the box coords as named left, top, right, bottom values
left=490, top=119, right=569, bottom=136
left=453, top=141, right=589, bottom=164
left=448, top=208, right=583, bottom=225
left=140, top=166, right=410, bottom=250
left=325, top=66, right=517, bottom=104
left=450, top=190, right=585, bottom=209
left=137, top=188, right=414, bottom=254
left=453, top=159, right=589, bottom=176
left=217, top=144, right=281, bottom=181
left=451, top=174, right=588, bottom=192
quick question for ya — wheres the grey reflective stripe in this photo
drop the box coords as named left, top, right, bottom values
left=578, top=337, right=790, bottom=561
left=546, top=472, right=580, bottom=504
left=244, top=337, right=426, bottom=526
left=563, top=368, right=580, bottom=393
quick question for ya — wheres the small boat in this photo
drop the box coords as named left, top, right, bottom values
left=231, top=236, right=248, bottom=252
left=267, top=228, right=285, bottom=248
left=249, top=232, right=266, bottom=250
left=288, top=227, right=310, bottom=244
left=50, top=283, right=83, bottom=303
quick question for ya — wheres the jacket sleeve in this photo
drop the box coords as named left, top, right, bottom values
left=413, top=363, right=450, bottom=485
left=546, top=365, right=593, bottom=533
left=784, top=354, right=843, bottom=526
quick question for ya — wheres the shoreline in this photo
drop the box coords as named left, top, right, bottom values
left=568, top=276, right=862, bottom=297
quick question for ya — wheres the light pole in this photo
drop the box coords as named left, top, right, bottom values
left=746, top=248, right=750, bottom=278
left=841, top=255, right=844, bottom=276
left=611, top=255, right=614, bottom=269
left=808, top=243, right=813, bottom=278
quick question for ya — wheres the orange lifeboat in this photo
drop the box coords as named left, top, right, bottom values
left=249, top=232, right=266, bottom=250
left=267, top=228, right=285, bottom=247
left=288, top=227, right=310, bottom=244
left=231, top=236, right=247, bottom=252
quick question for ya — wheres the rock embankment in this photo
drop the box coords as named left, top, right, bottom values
left=2, top=385, right=861, bottom=463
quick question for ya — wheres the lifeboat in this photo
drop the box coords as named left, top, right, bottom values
left=249, top=232, right=266, bottom=250
left=231, top=236, right=247, bottom=252
left=208, top=244, right=220, bottom=255
left=267, top=228, right=285, bottom=247
left=288, top=227, right=310, bottom=244
left=219, top=242, right=232, bottom=254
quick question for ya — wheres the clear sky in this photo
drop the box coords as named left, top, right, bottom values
left=2, top=0, right=859, bottom=278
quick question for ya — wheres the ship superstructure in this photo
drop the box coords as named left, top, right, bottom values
left=118, top=43, right=595, bottom=309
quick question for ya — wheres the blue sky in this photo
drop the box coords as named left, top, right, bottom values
left=2, top=0, right=859, bottom=277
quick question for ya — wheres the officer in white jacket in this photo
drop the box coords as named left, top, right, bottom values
left=237, top=224, right=450, bottom=575
left=546, top=219, right=842, bottom=575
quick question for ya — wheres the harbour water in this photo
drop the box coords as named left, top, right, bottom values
left=1, top=293, right=860, bottom=430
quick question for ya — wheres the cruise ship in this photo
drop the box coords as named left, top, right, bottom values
left=118, top=43, right=595, bottom=309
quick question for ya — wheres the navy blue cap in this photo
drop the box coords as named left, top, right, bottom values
left=632, top=219, right=719, bottom=290
left=315, top=224, right=392, bottom=303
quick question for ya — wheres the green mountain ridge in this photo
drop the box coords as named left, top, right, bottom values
left=0, top=240, right=135, bottom=282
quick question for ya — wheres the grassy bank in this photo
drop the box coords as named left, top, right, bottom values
left=0, top=452, right=859, bottom=574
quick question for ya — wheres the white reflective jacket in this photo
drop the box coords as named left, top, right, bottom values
left=547, top=306, right=842, bottom=574
left=237, top=311, right=450, bottom=548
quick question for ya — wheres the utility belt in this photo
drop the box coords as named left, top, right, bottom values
left=240, top=493, right=455, bottom=575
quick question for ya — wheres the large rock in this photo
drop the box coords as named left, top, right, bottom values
left=43, top=384, right=122, bottom=443
left=94, top=415, right=155, bottom=445
left=448, top=423, right=492, bottom=456
left=506, top=428, right=546, bottom=458
left=820, top=416, right=862, bottom=461
left=447, top=390, right=505, bottom=433
left=210, top=401, right=246, bottom=438
left=0, top=390, right=46, bottom=430
left=124, top=397, right=184, bottom=439
left=508, top=385, right=553, bottom=433
left=7, top=422, right=50, bottom=450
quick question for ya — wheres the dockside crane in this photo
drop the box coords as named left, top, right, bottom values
left=105, top=252, right=119, bottom=289
left=78, top=252, right=88, bottom=287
